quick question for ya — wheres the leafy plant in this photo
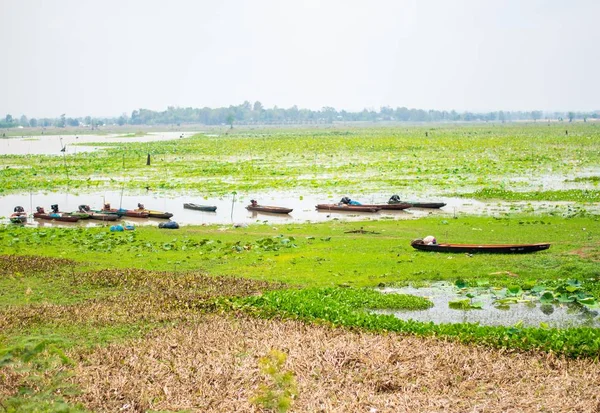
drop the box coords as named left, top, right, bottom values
left=251, top=349, right=297, bottom=413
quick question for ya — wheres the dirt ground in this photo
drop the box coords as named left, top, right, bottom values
left=70, top=314, right=600, bottom=413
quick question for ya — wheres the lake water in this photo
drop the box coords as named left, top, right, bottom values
left=0, top=131, right=198, bottom=155
left=1, top=190, right=595, bottom=227
left=378, top=283, right=600, bottom=329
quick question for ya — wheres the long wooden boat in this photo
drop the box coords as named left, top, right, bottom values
left=360, top=203, right=412, bottom=210
left=95, top=207, right=149, bottom=218
left=247, top=205, right=293, bottom=214
left=183, top=203, right=217, bottom=212
left=411, top=239, right=551, bottom=254
left=78, top=205, right=118, bottom=221
left=135, top=208, right=173, bottom=219
left=390, top=200, right=446, bottom=208
left=316, top=204, right=380, bottom=213
left=33, top=212, right=80, bottom=222
left=85, top=211, right=118, bottom=221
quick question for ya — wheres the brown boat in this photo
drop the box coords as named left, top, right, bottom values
left=33, top=207, right=80, bottom=222
left=78, top=205, right=118, bottom=221
left=246, top=204, right=293, bottom=214
left=411, top=239, right=551, bottom=254
left=360, top=203, right=412, bottom=210
left=316, top=204, right=380, bottom=213
left=97, top=203, right=149, bottom=218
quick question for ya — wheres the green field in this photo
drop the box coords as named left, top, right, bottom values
left=1, top=123, right=600, bottom=411
left=2, top=123, right=599, bottom=199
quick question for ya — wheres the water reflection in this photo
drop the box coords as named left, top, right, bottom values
left=0, top=132, right=197, bottom=156
left=1, top=190, right=456, bottom=226
left=377, top=283, right=600, bottom=329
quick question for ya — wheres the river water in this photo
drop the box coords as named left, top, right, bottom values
left=2, top=189, right=596, bottom=227
left=0, top=131, right=197, bottom=155
left=377, top=283, right=600, bottom=328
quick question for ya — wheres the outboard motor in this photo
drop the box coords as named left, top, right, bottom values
left=340, top=197, right=351, bottom=205
left=104, top=203, right=111, bottom=210
left=137, top=203, right=145, bottom=209
left=14, top=206, right=25, bottom=213
left=36, top=206, right=45, bottom=213
left=79, top=204, right=91, bottom=212
left=51, top=204, right=59, bottom=213
left=389, top=194, right=401, bottom=203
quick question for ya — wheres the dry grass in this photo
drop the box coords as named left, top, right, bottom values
left=0, top=254, right=76, bottom=276
left=0, top=268, right=284, bottom=331
left=70, top=314, right=600, bottom=413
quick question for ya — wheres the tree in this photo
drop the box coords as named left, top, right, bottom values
left=56, top=114, right=66, bottom=128
left=226, top=114, right=234, bottom=128
left=568, top=112, right=575, bottom=122
left=5, top=114, right=13, bottom=124
left=29, top=118, right=37, bottom=127
left=19, top=115, right=28, bottom=127
left=253, top=101, right=264, bottom=112
left=531, top=111, right=542, bottom=122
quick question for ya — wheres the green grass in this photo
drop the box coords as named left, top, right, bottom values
left=1, top=215, right=597, bottom=288
left=1, top=123, right=599, bottom=197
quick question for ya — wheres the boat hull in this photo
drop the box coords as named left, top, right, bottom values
left=411, top=240, right=551, bottom=254
left=183, top=203, right=217, bottom=212
left=389, top=201, right=446, bottom=208
left=10, top=214, right=27, bottom=224
left=95, top=209, right=149, bottom=218
left=361, top=203, right=411, bottom=210
left=247, top=205, right=293, bottom=214
left=316, top=204, right=380, bottom=213
left=87, top=212, right=119, bottom=221
left=142, top=210, right=173, bottom=219
left=33, top=213, right=80, bottom=222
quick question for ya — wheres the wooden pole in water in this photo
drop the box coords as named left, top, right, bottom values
left=231, top=191, right=237, bottom=222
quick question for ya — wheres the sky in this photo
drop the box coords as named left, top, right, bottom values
left=1, top=0, right=598, bottom=118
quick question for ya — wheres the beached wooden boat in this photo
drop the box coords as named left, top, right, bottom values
left=33, top=208, right=80, bottom=222
left=87, top=212, right=118, bottom=221
left=247, top=205, right=293, bottom=214
left=134, top=203, right=173, bottom=219
left=136, top=209, right=173, bottom=219
left=96, top=203, right=149, bottom=218
left=411, top=239, right=551, bottom=254
left=388, top=195, right=446, bottom=209
left=78, top=205, right=118, bottom=221
left=49, top=205, right=90, bottom=219
left=316, top=204, right=380, bottom=213
left=361, top=203, right=412, bottom=210
left=405, top=202, right=446, bottom=209
left=183, top=203, right=217, bottom=212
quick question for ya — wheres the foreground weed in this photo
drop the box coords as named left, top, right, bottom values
left=0, top=337, right=85, bottom=412
left=251, top=349, right=297, bottom=413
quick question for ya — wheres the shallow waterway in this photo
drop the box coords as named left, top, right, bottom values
left=1, top=190, right=596, bottom=227
left=0, top=131, right=198, bottom=155
left=378, top=283, right=600, bottom=329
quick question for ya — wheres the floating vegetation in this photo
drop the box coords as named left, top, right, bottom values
left=381, top=280, right=600, bottom=330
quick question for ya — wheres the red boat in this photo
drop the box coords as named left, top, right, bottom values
left=316, top=204, right=380, bottom=213
left=10, top=206, right=27, bottom=224
left=33, top=207, right=80, bottom=222
left=97, top=203, right=149, bottom=218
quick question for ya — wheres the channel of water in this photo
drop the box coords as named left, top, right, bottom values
left=377, top=283, right=600, bottom=329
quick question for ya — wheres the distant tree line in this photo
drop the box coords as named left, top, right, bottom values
left=1, top=102, right=599, bottom=128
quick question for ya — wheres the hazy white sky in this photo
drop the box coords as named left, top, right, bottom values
left=1, top=0, right=598, bottom=117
